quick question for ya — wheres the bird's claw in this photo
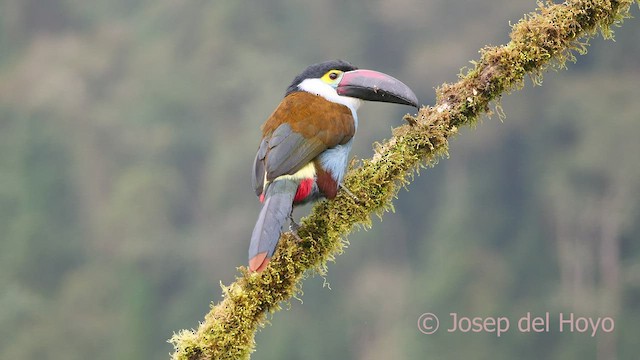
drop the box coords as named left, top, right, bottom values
left=288, top=215, right=302, bottom=242
left=339, top=183, right=362, bottom=203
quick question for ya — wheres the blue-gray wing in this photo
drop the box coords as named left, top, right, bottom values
left=251, top=92, right=356, bottom=197
left=252, top=123, right=327, bottom=196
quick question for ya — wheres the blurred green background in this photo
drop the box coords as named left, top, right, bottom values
left=0, top=1, right=639, bottom=359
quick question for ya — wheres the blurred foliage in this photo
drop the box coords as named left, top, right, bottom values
left=0, top=0, right=638, bottom=359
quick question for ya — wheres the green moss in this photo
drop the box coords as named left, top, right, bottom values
left=169, top=1, right=638, bottom=359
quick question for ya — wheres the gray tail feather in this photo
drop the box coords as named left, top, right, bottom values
left=249, top=179, right=298, bottom=264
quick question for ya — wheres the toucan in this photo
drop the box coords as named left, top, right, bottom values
left=249, top=60, right=419, bottom=272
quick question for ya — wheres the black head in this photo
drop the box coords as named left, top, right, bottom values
left=286, top=60, right=358, bottom=95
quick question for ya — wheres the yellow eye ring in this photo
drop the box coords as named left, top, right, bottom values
left=321, top=70, right=343, bottom=84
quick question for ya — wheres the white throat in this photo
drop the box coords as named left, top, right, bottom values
left=297, top=78, right=362, bottom=114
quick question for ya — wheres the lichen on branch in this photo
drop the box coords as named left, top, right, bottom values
left=169, top=1, right=638, bottom=359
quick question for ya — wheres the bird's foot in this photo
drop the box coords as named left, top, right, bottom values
left=288, top=215, right=303, bottom=242
left=339, top=183, right=361, bottom=203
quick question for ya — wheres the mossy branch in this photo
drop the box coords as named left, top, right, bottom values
left=170, top=1, right=637, bottom=359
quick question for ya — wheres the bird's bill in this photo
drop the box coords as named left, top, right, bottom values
left=336, top=69, right=419, bottom=108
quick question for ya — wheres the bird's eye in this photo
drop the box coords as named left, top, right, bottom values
left=328, top=72, right=339, bottom=80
